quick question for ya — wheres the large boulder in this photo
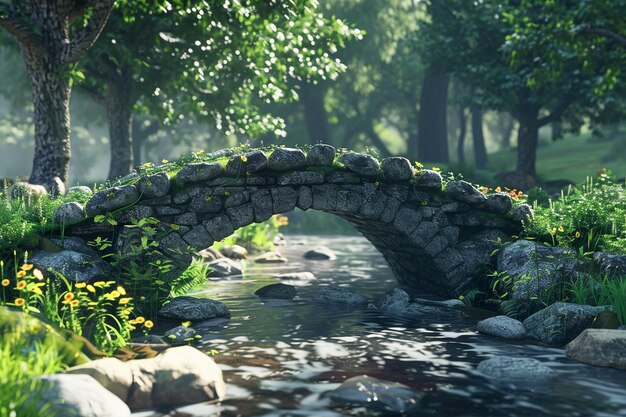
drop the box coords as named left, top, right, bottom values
left=497, top=240, right=585, bottom=315
left=565, top=329, right=626, bottom=369
left=67, top=346, right=226, bottom=411
left=31, top=249, right=110, bottom=283
left=326, top=375, right=421, bottom=413
left=255, top=283, right=297, bottom=299
left=523, top=302, right=612, bottom=345
left=445, top=180, right=487, bottom=205
left=267, top=147, right=306, bottom=171
left=381, top=157, right=414, bottom=181
left=313, top=285, right=368, bottom=306
left=207, top=257, right=243, bottom=277
left=158, top=296, right=230, bottom=322
left=38, top=374, right=131, bottom=417
left=338, top=152, right=380, bottom=178
left=477, top=316, right=527, bottom=340
left=477, top=357, right=555, bottom=380
left=306, top=143, right=335, bottom=166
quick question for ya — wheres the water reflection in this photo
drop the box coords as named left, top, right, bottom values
left=171, top=235, right=626, bottom=417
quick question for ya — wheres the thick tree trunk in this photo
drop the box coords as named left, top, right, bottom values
left=456, top=105, right=466, bottom=165
left=516, top=106, right=540, bottom=179
left=471, top=105, right=488, bottom=169
left=25, top=57, right=72, bottom=187
left=301, top=83, right=330, bottom=144
left=107, top=100, right=134, bottom=180
left=416, top=70, right=449, bottom=163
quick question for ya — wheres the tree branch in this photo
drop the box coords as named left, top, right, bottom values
left=579, top=28, right=626, bottom=49
left=538, top=98, right=571, bottom=127
left=62, top=0, right=115, bottom=64
left=0, top=3, right=42, bottom=49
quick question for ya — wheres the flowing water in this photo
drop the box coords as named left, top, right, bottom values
left=145, top=235, right=626, bottom=417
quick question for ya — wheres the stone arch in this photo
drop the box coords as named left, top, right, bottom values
left=60, top=145, right=529, bottom=297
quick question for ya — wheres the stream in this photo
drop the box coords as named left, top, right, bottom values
left=140, top=235, right=626, bottom=417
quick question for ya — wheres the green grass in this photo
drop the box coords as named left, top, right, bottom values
left=489, top=133, right=626, bottom=184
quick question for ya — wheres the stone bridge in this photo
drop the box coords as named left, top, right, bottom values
left=56, top=144, right=532, bottom=297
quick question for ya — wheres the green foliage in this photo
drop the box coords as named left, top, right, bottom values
left=569, top=273, right=626, bottom=325
left=169, top=259, right=211, bottom=298
left=524, top=172, right=626, bottom=254
left=214, top=214, right=288, bottom=253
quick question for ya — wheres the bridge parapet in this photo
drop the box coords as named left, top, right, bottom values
left=58, top=144, right=531, bottom=296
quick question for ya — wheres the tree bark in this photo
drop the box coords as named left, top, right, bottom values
left=516, top=105, right=540, bottom=178
left=456, top=105, right=466, bottom=165
left=471, top=105, right=488, bottom=169
left=300, top=83, right=330, bottom=144
left=106, top=97, right=134, bottom=180
left=416, top=70, right=449, bottom=163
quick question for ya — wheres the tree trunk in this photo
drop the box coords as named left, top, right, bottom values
left=471, top=105, right=488, bottom=169
left=24, top=56, right=72, bottom=187
left=106, top=81, right=134, bottom=180
left=499, top=113, right=515, bottom=149
left=416, top=70, right=449, bottom=163
left=300, top=83, right=330, bottom=144
left=456, top=105, right=466, bottom=165
left=516, top=106, right=540, bottom=178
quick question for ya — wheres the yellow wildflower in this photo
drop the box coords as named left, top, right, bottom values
left=117, top=286, right=126, bottom=296
left=119, top=298, right=132, bottom=305
left=162, top=159, right=169, bottom=164
left=181, top=321, right=191, bottom=327
left=86, top=285, right=96, bottom=293
left=109, top=290, right=121, bottom=298
left=1, top=279, right=9, bottom=287
left=64, top=293, right=75, bottom=302
left=144, top=320, right=154, bottom=329
left=575, top=231, right=581, bottom=238
left=33, top=269, right=44, bottom=280
left=135, top=316, right=145, bottom=324
left=14, top=298, right=25, bottom=307
left=70, top=300, right=79, bottom=308
left=21, top=264, right=33, bottom=271
left=75, top=282, right=87, bottom=289
left=93, top=281, right=107, bottom=288
left=16, top=270, right=26, bottom=278
left=551, top=227, right=557, bottom=235
left=16, top=280, right=26, bottom=290
left=558, top=226, right=564, bottom=233
left=495, top=186, right=502, bottom=193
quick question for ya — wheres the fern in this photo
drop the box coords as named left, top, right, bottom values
left=170, top=258, right=211, bottom=297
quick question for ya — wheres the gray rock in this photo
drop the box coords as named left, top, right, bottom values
left=48, top=176, right=66, bottom=197
left=304, top=246, right=336, bottom=260
left=125, top=346, right=226, bottom=410
left=593, top=252, right=626, bottom=276
left=485, top=192, right=513, bottom=214
left=445, top=180, right=487, bottom=205
left=277, top=171, right=325, bottom=185
left=255, top=283, right=297, bottom=299
left=306, top=143, right=335, bottom=166
left=54, top=202, right=86, bottom=225
left=68, top=185, right=93, bottom=197
left=477, top=315, right=527, bottom=339
left=326, top=375, right=421, bottom=413
left=271, top=186, right=298, bottom=213
left=402, top=302, right=466, bottom=318
left=9, top=182, right=47, bottom=200
left=225, top=151, right=268, bottom=175
left=415, top=170, right=443, bottom=190
left=175, top=162, right=223, bottom=183
left=204, top=214, right=235, bottom=241
left=207, top=258, right=242, bottom=277
left=511, top=203, right=534, bottom=222
left=297, top=186, right=313, bottom=210
left=221, top=244, right=248, bottom=260
left=457, top=229, right=510, bottom=279
left=619, top=325, right=626, bottom=331
left=85, top=185, right=139, bottom=216
left=523, top=302, right=613, bottom=345
left=189, top=189, right=223, bottom=213
left=137, top=173, right=170, bottom=197
left=276, top=271, right=316, bottom=281
left=31, top=250, right=109, bottom=283
left=51, top=237, right=100, bottom=258
left=314, top=285, right=368, bottom=306
left=412, top=297, right=465, bottom=309
left=182, top=225, right=213, bottom=250
left=164, top=325, right=198, bottom=345
left=38, top=374, right=131, bottom=417
left=250, top=189, right=273, bottom=222
left=338, top=152, right=380, bottom=178
left=226, top=203, right=254, bottom=228
left=326, top=170, right=362, bottom=184
left=267, top=147, right=306, bottom=171
left=477, top=357, right=555, bottom=379
left=497, top=240, right=584, bottom=313
left=381, top=157, right=414, bottom=181
left=254, top=251, right=288, bottom=263
left=158, top=296, right=230, bottom=321
left=565, top=329, right=626, bottom=369
left=375, top=288, right=410, bottom=311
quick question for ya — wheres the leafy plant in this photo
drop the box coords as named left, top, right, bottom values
left=569, top=273, right=626, bottom=325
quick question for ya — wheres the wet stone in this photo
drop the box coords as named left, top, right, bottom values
left=306, top=143, right=335, bottom=166
left=158, top=296, right=230, bottom=321
left=164, top=325, right=197, bottom=345
left=304, top=246, right=336, bottom=260
left=267, top=147, right=306, bottom=171
left=204, top=215, right=235, bottom=241
left=339, top=152, right=380, bottom=178
left=251, top=189, right=273, bottom=222
left=313, top=285, right=368, bottom=306
left=477, top=315, right=527, bottom=339
left=477, top=357, right=555, bottom=380
left=415, top=169, right=443, bottom=190
left=271, top=187, right=298, bottom=213
left=511, top=203, right=534, bottom=222
left=485, top=192, right=513, bottom=214
left=54, top=202, right=86, bottom=225
left=175, top=162, right=223, bottom=183
left=277, top=171, right=325, bottom=185
left=86, top=185, right=139, bottom=216
left=190, top=190, right=223, bottom=213
left=226, top=204, right=255, bottom=229
left=224, top=190, right=250, bottom=208
left=445, top=180, right=487, bottom=205
left=393, top=207, right=421, bottom=233
left=312, top=184, right=338, bottom=211
left=382, top=157, right=414, bottom=181
left=137, top=173, right=170, bottom=198
left=255, top=283, right=297, bottom=299
left=336, top=190, right=362, bottom=214
left=182, top=225, right=213, bottom=250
